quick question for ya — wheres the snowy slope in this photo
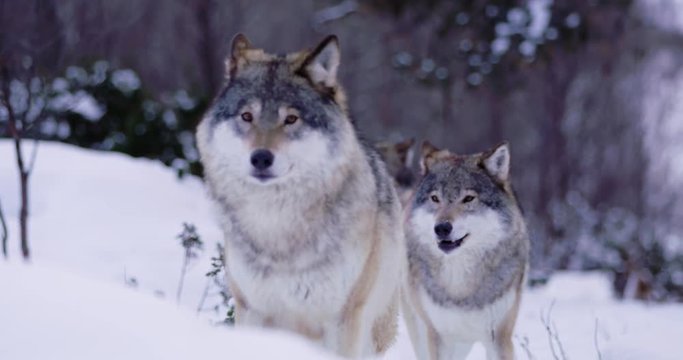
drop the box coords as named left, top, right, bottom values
left=0, top=261, right=337, bottom=360
left=1, top=141, right=682, bottom=359
left=0, top=140, right=223, bottom=309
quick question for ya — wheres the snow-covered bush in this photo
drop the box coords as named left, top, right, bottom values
left=534, top=191, right=683, bottom=301
left=15, top=61, right=209, bottom=177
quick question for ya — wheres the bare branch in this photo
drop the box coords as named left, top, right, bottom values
left=196, top=277, right=212, bottom=314
left=541, top=307, right=560, bottom=360
left=0, top=199, right=8, bottom=259
left=26, top=136, right=40, bottom=174
left=594, top=318, right=603, bottom=360
left=516, top=335, right=535, bottom=360
left=552, top=321, right=568, bottom=360
left=540, top=300, right=568, bottom=360
left=1, top=67, right=21, bottom=140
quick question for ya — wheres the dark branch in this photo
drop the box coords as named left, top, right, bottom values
left=0, top=199, right=7, bottom=259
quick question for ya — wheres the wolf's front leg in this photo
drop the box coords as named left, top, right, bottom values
left=402, top=300, right=436, bottom=360
left=402, top=286, right=448, bottom=360
left=487, top=291, right=521, bottom=360
left=334, top=304, right=367, bottom=357
left=234, top=306, right=271, bottom=327
left=229, top=282, right=270, bottom=328
left=438, top=340, right=473, bottom=360
left=484, top=335, right=515, bottom=360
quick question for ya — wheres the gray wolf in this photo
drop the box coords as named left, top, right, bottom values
left=195, top=34, right=404, bottom=357
left=376, top=138, right=416, bottom=207
left=401, top=141, right=529, bottom=360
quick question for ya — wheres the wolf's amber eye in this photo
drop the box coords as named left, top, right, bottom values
left=241, top=112, right=253, bottom=122
left=284, top=114, right=299, bottom=125
left=463, top=195, right=475, bottom=203
left=430, top=195, right=440, bottom=203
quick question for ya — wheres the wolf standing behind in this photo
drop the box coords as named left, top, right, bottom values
left=376, top=138, right=416, bottom=207
left=402, top=141, right=529, bottom=360
left=196, top=34, right=404, bottom=357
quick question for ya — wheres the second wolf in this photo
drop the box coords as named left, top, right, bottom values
left=402, top=142, right=529, bottom=360
left=196, top=34, right=404, bottom=357
left=376, top=138, right=416, bottom=207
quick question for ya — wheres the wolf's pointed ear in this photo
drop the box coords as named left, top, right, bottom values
left=421, top=141, right=449, bottom=175
left=482, top=142, right=510, bottom=183
left=299, top=35, right=340, bottom=88
left=396, top=138, right=415, bottom=166
left=395, top=138, right=415, bottom=153
left=225, top=33, right=252, bottom=79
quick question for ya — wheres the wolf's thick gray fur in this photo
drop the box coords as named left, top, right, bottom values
left=196, top=34, right=403, bottom=358
left=402, top=142, right=529, bottom=360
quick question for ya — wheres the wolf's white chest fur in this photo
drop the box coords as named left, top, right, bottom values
left=222, top=170, right=374, bottom=322
left=227, top=196, right=367, bottom=318
left=420, top=285, right=515, bottom=342
left=229, top=244, right=365, bottom=319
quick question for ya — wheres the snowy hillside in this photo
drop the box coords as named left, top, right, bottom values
left=0, top=262, right=338, bottom=360
left=1, top=141, right=682, bottom=359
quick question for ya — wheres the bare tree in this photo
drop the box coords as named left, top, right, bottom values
left=0, top=61, right=46, bottom=260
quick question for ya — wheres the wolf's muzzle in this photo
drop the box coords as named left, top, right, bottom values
left=434, top=222, right=452, bottom=239
left=435, top=222, right=467, bottom=253
left=251, top=149, right=274, bottom=170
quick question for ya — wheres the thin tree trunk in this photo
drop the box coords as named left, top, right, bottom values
left=9, top=116, right=31, bottom=260
left=0, top=199, right=8, bottom=258
left=2, top=66, right=31, bottom=260
left=19, top=170, right=29, bottom=258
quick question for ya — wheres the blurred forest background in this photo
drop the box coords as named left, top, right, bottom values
left=1, top=0, right=682, bottom=301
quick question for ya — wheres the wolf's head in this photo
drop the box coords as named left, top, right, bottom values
left=197, top=34, right=353, bottom=186
left=408, top=141, right=519, bottom=255
left=376, top=138, right=415, bottom=189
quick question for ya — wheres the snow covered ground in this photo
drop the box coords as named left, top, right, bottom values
left=1, top=141, right=682, bottom=359
left=0, top=262, right=337, bottom=360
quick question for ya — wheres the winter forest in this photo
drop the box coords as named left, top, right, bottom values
left=1, top=0, right=683, bottom=359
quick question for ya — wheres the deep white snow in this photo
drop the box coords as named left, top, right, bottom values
left=1, top=141, right=682, bottom=359
left=0, top=261, right=338, bottom=360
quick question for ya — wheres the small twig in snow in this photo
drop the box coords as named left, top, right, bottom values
left=176, top=223, right=203, bottom=303
left=594, top=318, right=603, bottom=360
left=540, top=300, right=568, bottom=360
left=0, top=199, right=8, bottom=258
left=196, top=276, right=212, bottom=314
left=516, top=335, right=535, bottom=360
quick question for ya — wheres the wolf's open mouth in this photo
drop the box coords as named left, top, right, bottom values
left=437, top=234, right=468, bottom=253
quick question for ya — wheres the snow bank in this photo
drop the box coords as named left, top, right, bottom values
left=0, top=261, right=336, bottom=360
left=516, top=272, right=683, bottom=360
left=0, top=141, right=222, bottom=309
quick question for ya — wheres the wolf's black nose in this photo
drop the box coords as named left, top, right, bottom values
left=251, top=149, right=274, bottom=170
left=434, top=222, right=452, bottom=238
